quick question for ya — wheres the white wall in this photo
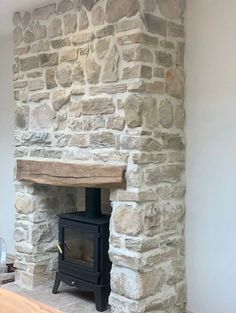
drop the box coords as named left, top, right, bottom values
left=0, top=36, right=15, bottom=254
left=185, top=1, right=236, bottom=313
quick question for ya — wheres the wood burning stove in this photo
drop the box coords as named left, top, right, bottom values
left=52, top=188, right=111, bottom=312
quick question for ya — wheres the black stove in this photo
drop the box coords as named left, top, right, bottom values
left=52, top=188, right=111, bottom=312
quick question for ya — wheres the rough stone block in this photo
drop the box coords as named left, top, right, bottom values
left=78, top=9, right=89, bottom=31
left=85, top=55, right=101, bottom=84
left=31, top=40, right=50, bottom=53
left=32, top=4, right=56, bottom=20
left=15, top=196, right=35, bottom=214
left=51, top=38, right=70, bottom=49
left=117, top=32, right=158, bottom=46
left=112, top=204, right=142, bottom=236
left=156, top=50, right=173, bottom=67
left=48, top=18, right=62, bottom=38
left=159, top=99, right=174, bottom=128
left=124, top=94, right=143, bottom=128
left=56, top=63, right=72, bottom=87
left=106, top=0, right=139, bottom=23
left=20, top=56, right=40, bottom=71
left=31, top=104, right=55, bottom=129
left=90, top=131, right=115, bottom=148
left=111, top=266, right=166, bottom=299
left=64, top=13, right=77, bottom=34
left=168, top=21, right=184, bottom=38
left=158, top=0, right=184, bottom=20
left=39, top=53, right=58, bottom=67
left=28, top=79, right=44, bottom=91
left=15, top=105, right=29, bottom=129
left=166, top=69, right=184, bottom=98
left=52, top=89, right=70, bottom=111
left=57, top=0, right=73, bottom=14
left=102, top=44, right=119, bottom=83
left=81, top=97, right=115, bottom=115
left=60, top=49, right=78, bottom=63
left=141, top=14, right=167, bottom=36
left=91, top=6, right=105, bottom=26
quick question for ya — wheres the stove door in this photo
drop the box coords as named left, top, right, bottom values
left=59, top=219, right=100, bottom=284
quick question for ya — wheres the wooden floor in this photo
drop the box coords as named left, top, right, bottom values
left=0, top=288, right=63, bottom=313
left=2, top=283, right=111, bottom=313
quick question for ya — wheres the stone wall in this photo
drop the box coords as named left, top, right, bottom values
left=13, top=0, right=186, bottom=312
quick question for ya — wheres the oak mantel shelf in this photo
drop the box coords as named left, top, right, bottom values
left=16, top=159, right=126, bottom=188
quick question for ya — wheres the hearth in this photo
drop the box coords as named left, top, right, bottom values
left=52, top=188, right=111, bottom=312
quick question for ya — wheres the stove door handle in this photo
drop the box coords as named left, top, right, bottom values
left=57, top=242, right=63, bottom=254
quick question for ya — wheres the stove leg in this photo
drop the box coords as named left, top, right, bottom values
left=95, top=285, right=110, bottom=312
left=52, top=272, right=61, bottom=294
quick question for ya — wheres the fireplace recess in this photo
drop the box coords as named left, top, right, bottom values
left=52, top=188, right=111, bottom=312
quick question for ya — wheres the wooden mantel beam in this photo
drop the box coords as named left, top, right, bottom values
left=16, top=159, right=126, bottom=188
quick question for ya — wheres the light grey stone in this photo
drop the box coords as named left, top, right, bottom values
left=141, top=13, right=167, bottom=36
left=102, top=44, right=119, bottom=83
left=31, top=104, right=55, bottom=129
left=106, top=0, right=140, bottom=23
left=31, top=40, right=49, bottom=53
left=158, top=0, right=184, bottom=20
left=95, top=38, right=110, bottom=60
left=159, top=99, right=174, bottom=128
left=72, top=32, right=94, bottom=45
left=124, top=94, right=143, bottom=128
left=57, top=0, right=73, bottom=14
left=107, top=116, right=125, bottom=131
left=113, top=205, right=142, bottom=236
left=73, top=0, right=98, bottom=11
left=13, top=26, right=23, bottom=47
left=22, top=12, right=31, bottom=28
left=21, top=132, right=52, bottom=146
left=166, top=69, right=184, bottom=98
left=168, top=22, right=184, bottom=38
left=156, top=50, right=173, bottom=67
left=85, top=55, right=101, bottom=84
left=60, top=49, right=78, bottom=63
left=52, top=90, right=70, bottom=111
left=78, top=9, right=89, bottom=31
left=33, top=22, right=46, bottom=40
left=28, top=79, right=44, bottom=91
left=15, top=105, right=29, bottom=129
left=40, top=53, right=58, bottom=67
left=46, top=69, right=57, bottom=89
left=90, top=131, right=115, bottom=148
left=13, top=12, right=21, bottom=26
left=15, top=46, right=30, bottom=55
left=91, top=6, right=105, bottom=26
left=81, top=98, right=115, bottom=115
left=72, top=61, right=85, bottom=83
left=143, top=97, right=158, bottom=129
left=175, top=103, right=185, bottom=129
left=29, top=92, right=49, bottom=102
left=48, top=18, right=62, bottom=38
left=64, top=13, right=77, bottom=34
left=32, top=4, right=56, bottom=20
left=15, top=196, right=35, bottom=214
left=51, top=38, right=70, bottom=49
left=95, top=25, right=114, bottom=39
left=56, top=63, right=72, bottom=87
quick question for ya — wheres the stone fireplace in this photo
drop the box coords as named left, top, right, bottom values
left=13, top=0, right=186, bottom=312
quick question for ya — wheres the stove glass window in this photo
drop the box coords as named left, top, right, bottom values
left=63, top=228, right=94, bottom=268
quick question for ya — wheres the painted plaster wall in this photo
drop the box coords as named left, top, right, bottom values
left=185, top=1, right=236, bottom=312
left=0, top=35, right=15, bottom=254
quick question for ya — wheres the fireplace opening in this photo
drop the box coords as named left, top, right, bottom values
left=52, top=188, right=111, bottom=312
